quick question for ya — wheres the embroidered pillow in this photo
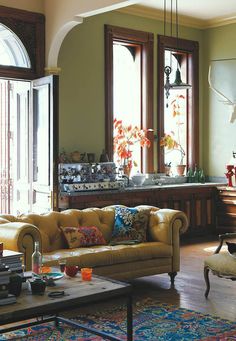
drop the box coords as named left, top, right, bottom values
left=60, top=225, right=106, bottom=249
left=110, top=206, right=149, bottom=244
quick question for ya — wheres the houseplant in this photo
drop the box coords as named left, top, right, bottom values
left=113, top=118, right=151, bottom=176
left=160, top=94, right=186, bottom=175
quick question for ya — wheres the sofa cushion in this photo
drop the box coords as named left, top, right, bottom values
left=42, top=241, right=172, bottom=268
left=60, top=225, right=106, bottom=248
left=111, top=206, right=149, bottom=243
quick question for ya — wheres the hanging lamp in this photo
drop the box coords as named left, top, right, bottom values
left=163, top=0, right=191, bottom=101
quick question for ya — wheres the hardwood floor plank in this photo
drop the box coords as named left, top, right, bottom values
left=131, top=237, right=236, bottom=321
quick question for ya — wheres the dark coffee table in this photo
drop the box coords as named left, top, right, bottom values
left=0, top=274, right=133, bottom=341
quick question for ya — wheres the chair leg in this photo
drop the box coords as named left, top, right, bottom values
left=168, top=271, right=177, bottom=285
left=204, top=266, right=210, bottom=298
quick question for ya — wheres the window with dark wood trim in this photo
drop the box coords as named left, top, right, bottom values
left=0, top=5, right=45, bottom=79
left=157, top=35, right=199, bottom=172
left=105, top=25, right=154, bottom=173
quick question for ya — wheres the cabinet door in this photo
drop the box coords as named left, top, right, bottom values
left=217, top=188, right=236, bottom=232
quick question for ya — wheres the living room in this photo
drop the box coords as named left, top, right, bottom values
left=0, top=0, right=236, bottom=339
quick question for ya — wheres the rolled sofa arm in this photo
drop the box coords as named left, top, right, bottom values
left=149, top=208, right=188, bottom=244
left=0, top=222, right=41, bottom=271
left=149, top=209, right=188, bottom=272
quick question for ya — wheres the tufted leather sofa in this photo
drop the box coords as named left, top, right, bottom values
left=0, top=205, right=188, bottom=282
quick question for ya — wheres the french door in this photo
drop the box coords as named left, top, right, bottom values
left=0, top=75, right=59, bottom=214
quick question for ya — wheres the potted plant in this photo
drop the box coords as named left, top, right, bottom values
left=113, top=118, right=151, bottom=177
left=160, top=132, right=186, bottom=175
left=160, top=94, right=186, bottom=176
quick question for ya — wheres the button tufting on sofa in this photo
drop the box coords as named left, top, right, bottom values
left=0, top=205, right=188, bottom=283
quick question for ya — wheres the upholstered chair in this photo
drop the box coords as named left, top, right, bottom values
left=204, top=233, right=236, bottom=298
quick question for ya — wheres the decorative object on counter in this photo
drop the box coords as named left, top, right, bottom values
left=176, top=164, right=186, bottom=176
left=58, top=162, right=121, bottom=192
left=131, top=173, right=146, bottom=186
left=164, top=162, right=172, bottom=176
left=70, top=150, right=81, bottom=163
left=87, top=153, right=95, bottom=163
left=187, top=165, right=205, bottom=183
left=58, top=149, right=70, bottom=163
left=99, top=149, right=109, bottom=162
left=225, top=164, right=234, bottom=187
left=59, top=150, right=88, bottom=163
left=113, top=118, right=151, bottom=177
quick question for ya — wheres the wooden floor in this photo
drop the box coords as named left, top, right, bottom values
left=130, top=236, right=236, bottom=321
left=64, top=236, right=236, bottom=322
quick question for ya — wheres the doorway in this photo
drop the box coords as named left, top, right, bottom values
left=0, top=78, right=31, bottom=214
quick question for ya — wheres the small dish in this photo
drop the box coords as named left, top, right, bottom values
left=40, top=272, right=64, bottom=281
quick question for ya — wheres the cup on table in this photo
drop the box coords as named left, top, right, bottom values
left=58, top=259, right=67, bottom=273
left=81, top=268, right=93, bottom=281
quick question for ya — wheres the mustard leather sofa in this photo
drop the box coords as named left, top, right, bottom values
left=0, top=205, right=188, bottom=282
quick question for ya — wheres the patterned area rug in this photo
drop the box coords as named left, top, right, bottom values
left=1, top=298, right=236, bottom=340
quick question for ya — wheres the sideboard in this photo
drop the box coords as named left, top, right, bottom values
left=216, top=186, right=236, bottom=232
left=59, top=183, right=223, bottom=238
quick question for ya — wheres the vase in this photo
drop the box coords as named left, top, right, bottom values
left=123, top=165, right=132, bottom=178
left=176, top=165, right=186, bottom=176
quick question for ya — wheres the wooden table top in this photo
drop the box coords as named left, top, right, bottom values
left=0, top=274, right=132, bottom=326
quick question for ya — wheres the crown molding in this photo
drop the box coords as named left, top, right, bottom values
left=116, top=5, right=236, bottom=30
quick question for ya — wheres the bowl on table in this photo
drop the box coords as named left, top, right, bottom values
left=131, top=173, right=146, bottom=186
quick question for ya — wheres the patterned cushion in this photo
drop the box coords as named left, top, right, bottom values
left=60, top=226, right=106, bottom=249
left=110, top=206, right=149, bottom=244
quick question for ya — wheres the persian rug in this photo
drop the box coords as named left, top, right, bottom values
left=1, top=298, right=236, bottom=340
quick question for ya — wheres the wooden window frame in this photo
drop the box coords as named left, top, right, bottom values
left=157, top=35, right=199, bottom=172
left=105, top=25, right=154, bottom=173
left=0, top=5, right=45, bottom=79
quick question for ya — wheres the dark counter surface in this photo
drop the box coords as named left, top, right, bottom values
left=60, top=182, right=226, bottom=197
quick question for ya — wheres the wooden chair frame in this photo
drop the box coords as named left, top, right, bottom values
left=204, top=233, right=236, bottom=298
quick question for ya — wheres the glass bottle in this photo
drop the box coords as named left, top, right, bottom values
left=32, top=241, right=42, bottom=278
left=193, top=165, right=199, bottom=183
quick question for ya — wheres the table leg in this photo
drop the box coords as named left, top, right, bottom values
left=127, top=294, right=133, bottom=341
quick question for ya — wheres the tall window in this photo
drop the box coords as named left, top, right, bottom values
left=105, top=25, right=154, bottom=173
left=0, top=6, right=45, bottom=214
left=158, top=35, right=199, bottom=173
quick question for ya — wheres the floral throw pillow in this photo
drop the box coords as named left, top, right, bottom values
left=110, top=206, right=149, bottom=244
left=60, top=225, right=106, bottom=249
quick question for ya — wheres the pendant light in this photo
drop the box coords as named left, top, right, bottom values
left=163, top=0, right=191, bottom=101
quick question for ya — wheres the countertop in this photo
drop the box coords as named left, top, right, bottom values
left=60, top=182, right=227, bottom=197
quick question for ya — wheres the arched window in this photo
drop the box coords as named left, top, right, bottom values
left=0, top=23, right=31, bottom=68
left=0, top=5, right=45, bottom=79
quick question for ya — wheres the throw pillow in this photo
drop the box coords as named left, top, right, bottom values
left=60, top=225, right=106, bottom=249
left=110, top=206, right=149, bottom=244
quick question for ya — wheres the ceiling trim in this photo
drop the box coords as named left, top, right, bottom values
left=117, top=5, right=236, bottom=30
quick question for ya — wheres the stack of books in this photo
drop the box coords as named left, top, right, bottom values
left=0, top=263, right=16, bottom=305
left=0, top=264, right=10, bottom=298
left=1, top=249, right=24, bottom=274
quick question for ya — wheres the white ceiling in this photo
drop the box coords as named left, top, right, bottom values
left=113, top=0, right=236, bottom=28
left=139, top=0, right=236, bottom=21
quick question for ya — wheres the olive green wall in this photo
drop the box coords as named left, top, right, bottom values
left=203, top=24, right=236, bottom=177
left=58, top=11, right=204, bottom=170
